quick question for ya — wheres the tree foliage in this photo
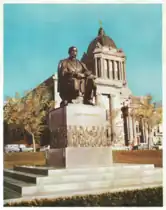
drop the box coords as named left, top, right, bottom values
left=4, top=84, right=55, bottom=151
left=129, top=94, right=162, bottom=148
left=130, top=95, right=162, bottom=127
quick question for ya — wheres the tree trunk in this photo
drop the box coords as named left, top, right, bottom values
left=25, top=129, right=36, bottom=152
left=31, top=133, right=36, bottom=152
left=147, top=124, right=151, bottom=150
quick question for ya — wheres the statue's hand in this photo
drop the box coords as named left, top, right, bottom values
left=88, top=74, right=97, bottom=79
left=77, top=73, right=85, bottom=79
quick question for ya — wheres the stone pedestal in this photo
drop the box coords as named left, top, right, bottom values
left=48, top=104, right=112, bottom=168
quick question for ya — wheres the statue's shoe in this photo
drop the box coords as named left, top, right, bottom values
left=68, top=100, right=73, bottom=103
left=60, top=100, right=68, bottom=107
left=84, top=100, right=95, bottom=106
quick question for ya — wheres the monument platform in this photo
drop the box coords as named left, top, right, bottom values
left=4, top=164, right=162, bottom=202
left=48, top=104, right=112, bottom=168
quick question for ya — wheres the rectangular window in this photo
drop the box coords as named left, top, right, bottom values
left=122, top=61, right=125, bottom=80
left=97, top=58, right=101, bottom=77
left=112, top=61, right=115, bottom=79
left=117, top=61, right=120, bottom=80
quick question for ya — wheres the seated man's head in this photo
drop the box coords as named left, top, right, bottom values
left=68, top=46, right=77, bottom=59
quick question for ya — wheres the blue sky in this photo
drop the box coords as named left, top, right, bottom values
left=4, top=4, right=162, bottom=101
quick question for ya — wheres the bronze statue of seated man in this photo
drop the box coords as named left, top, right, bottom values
left=57, top=46, right=97, bottom=107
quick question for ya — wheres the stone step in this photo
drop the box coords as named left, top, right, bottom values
left=20, top=183, right=163, bottom=199
left=3, top=176, right=139, bottom=196
left=39, top=175, right=162, bottom=194
left=14, top=165, right=51, bottom=176
left=4, top=169, right=45, bottom=184
left=5, top=167, right=162, bottom=187
left=5, top=169, right=114, bottom=185
left=143, top=168, right=163, bottom=177
left=4, top=187, right=21, bottom=200
left=4, top=171, right=162, bottom=197
left=23, top=183, right=163, bottom=199
left=141, top=172, right=163, bottom=185
left=4, top=177, right=37, bottom=195
left=4, top=183, right=162, bottom=203
left=14, top=164, right=155, bottom=177
left=4, top=180, right=162, bottom=203
left=38, top=172, right=115, bottom=185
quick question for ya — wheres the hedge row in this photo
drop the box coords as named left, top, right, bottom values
left=5, top=187, right=163, bottom=207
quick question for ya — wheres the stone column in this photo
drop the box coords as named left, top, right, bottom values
left=139, top=117, right=144, bottom=143
left=122, top=61, right=124, bottom=81
left=132, top=116, right=137, bottom=145
left=119, top=61, right=123, bottom=80
left=128, top=113, right=133, bottom=144
left=117, top=61, right=120, bottom=80
left=103, top=59, right=107, bottom=79
left=126, top=115, right=130, bottom=144
left=52, top=74, right=61, bottom=108
left=100, top=57, right=104, bottom=78
left=114, top=60, right=117, bottom=80
left=120, top=61, right=123, bottom=81
left=142, top=118, right=147, bottom=143
left=53, top=76, right=57, bottom=96
left=109, top=60, right=113, bottom=80
left=123, top=61, right=126, bottom=81
left=145, top=121, right=149, bottom=144
left=110, top=95, right=116, bottom=143
left=121, top=106, right=129, bottom=146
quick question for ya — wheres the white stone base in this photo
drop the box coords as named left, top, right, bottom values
left=47, top=147, right=113, bottom=168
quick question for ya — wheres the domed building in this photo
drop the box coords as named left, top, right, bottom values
left=80, top=27, right=132, bottom=146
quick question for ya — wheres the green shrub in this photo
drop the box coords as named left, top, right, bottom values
left=4, top=187, right=163, bottom=207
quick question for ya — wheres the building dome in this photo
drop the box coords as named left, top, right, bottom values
left=87, top=27, right=117, bottom=55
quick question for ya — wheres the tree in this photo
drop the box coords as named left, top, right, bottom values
left=130, top=94, right=162, bottom=148
left=4, top=84, right=55, bottom=152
